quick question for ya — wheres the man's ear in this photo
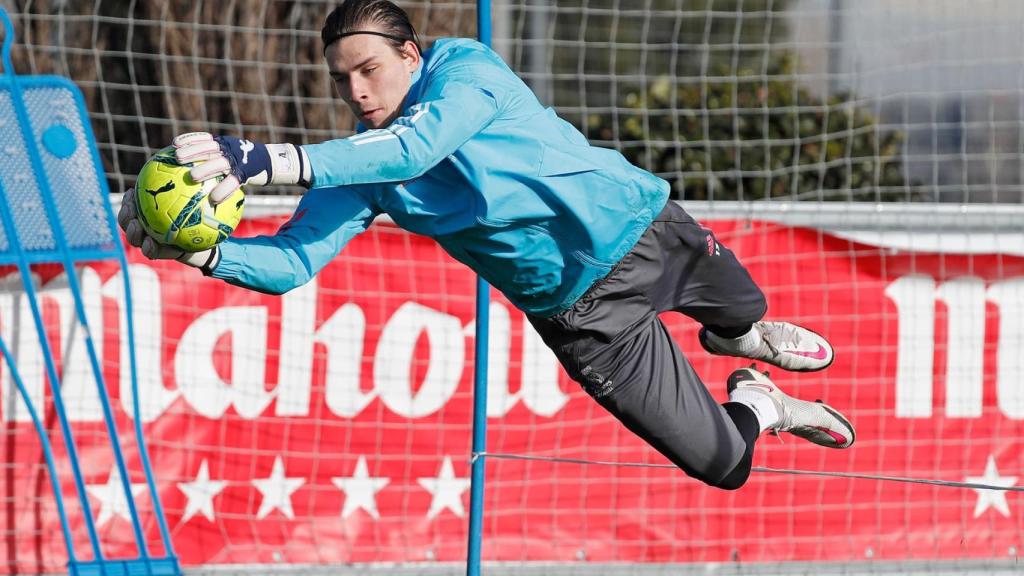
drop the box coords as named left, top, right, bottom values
left=402, top=41, right=421, bottom=71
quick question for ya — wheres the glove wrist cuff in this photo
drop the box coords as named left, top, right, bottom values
left=266, top=143, right=312, bottom=188
left=176, top=247, right=220, bottom=274
left=199, top=247, right=221, bottom=276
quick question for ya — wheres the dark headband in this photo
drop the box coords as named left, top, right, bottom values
left=323, top=30, right=412, bottom=52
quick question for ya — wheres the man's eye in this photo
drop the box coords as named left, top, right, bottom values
left=365, top=67, right=377, bottom=74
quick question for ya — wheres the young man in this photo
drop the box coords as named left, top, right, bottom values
left=119, top=0, right=854, bottom=490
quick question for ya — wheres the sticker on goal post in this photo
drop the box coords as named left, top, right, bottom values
left=0, top=7, right=180, bottom=576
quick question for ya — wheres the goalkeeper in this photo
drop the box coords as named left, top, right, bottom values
left=119, top=0, right=855, bottom=490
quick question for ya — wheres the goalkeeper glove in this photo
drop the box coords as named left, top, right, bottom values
left=172, top=132, right=312, bottom=205
left=117, top=188, right=221, bottom=275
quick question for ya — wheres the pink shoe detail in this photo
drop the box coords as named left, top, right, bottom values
left=789, top=344, right=829, bottom=360
left=814, top=426, right=848, bottom=446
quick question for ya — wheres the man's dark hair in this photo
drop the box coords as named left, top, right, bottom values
left=321, top=0, right=421, bottom=55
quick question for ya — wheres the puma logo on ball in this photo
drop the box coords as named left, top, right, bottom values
left=145, top=180, right=175, bottom=209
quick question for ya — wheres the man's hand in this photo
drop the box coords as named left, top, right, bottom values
left=118, top=187, right=221, bottom=273
left=173, top=132, right=311, bottom=204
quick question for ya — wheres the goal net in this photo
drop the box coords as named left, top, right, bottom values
left=2, top=1, right=1024, bottom=574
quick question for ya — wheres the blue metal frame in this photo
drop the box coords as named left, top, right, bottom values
left=0, top=237, right=77, bottom=565
left=466, top=4, right=492, bottom=576
left=0, top=7, right=179, bottom=574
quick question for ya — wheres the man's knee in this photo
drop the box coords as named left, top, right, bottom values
left=727, top=286, right=768, bottom=327
left=707, top=461, right=752, bottom=490
left=671, top=445, right=749, bottom=490
left=681, top=457, right=751, bottom=490
left=679, top=431, right=754, bottom=491
left=695, top=286, right=767, bottom=331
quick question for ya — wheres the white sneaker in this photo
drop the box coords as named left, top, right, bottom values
left=699, top=321, right=835, bottom=372
left=727, top=366, right=855, bottom=449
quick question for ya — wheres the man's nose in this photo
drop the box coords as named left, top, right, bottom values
left=349, top=77, right=369, bottom=100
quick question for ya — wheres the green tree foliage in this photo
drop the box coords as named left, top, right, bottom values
left=546, top=0, right=912, bottom=201
left=586, top=53, right=909, bottom=201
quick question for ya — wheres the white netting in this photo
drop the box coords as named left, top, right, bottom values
left=2, top=1, right=1024, bottom=575
left=7, top=1, right=1024, bottom=203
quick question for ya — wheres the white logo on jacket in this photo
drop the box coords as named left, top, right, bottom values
left=349, top=103, right=431, bottom=146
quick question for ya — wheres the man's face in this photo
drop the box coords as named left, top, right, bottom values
left=325, top=31, right=420, bottom=129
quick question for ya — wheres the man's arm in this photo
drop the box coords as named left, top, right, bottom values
left=176, top=71, right=501, bottom=203
left=303, top=79, right=499, bottom=187
left=211, top=185, right=379, bottom=295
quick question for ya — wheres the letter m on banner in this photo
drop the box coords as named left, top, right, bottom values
left=887, top=274, right=1024, bottom=419
left=0, top=8, right=179, bottom=576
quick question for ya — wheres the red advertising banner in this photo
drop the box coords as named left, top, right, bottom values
left=1, top=212, right=1022, bottom=572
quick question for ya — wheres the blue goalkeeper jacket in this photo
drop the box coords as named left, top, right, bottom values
left=212, top=38, right=670, bottom=317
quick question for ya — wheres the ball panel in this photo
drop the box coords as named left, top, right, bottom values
left=133, top=146, right=245, bottom=252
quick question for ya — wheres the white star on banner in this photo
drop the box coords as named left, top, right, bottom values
left=177, top=460, right=228, bottom=523
left=252, top=456, right=305, bottom=520
left=86, top=467, right=147, bottom=527
left=417, top=456, right=472, bottom=520
left=965, top=455, right=1017, bottom=518
left=332, top=456, right=390, bottom=519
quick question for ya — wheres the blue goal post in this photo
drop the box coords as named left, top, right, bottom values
left=466, top=2, right=492, bottom=576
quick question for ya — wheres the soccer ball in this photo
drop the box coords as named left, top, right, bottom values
left=133, top=146, right=245, bottom=252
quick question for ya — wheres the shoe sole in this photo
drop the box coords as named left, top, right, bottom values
left=699, top=326, right=837, bottom=373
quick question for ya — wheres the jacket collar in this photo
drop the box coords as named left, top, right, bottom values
left=404, top=59, right=427, bottom=108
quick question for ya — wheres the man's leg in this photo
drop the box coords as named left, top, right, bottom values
left=529, top=306, right=760, bottom=489
left=644, top=202, right=835, bottom=372
left=717, top=402, right=760, bottom=489
left=630, top=201, right=853, bottom=453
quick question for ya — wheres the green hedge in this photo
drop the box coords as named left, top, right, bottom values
left=586, top=53, right=912, bottom=201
